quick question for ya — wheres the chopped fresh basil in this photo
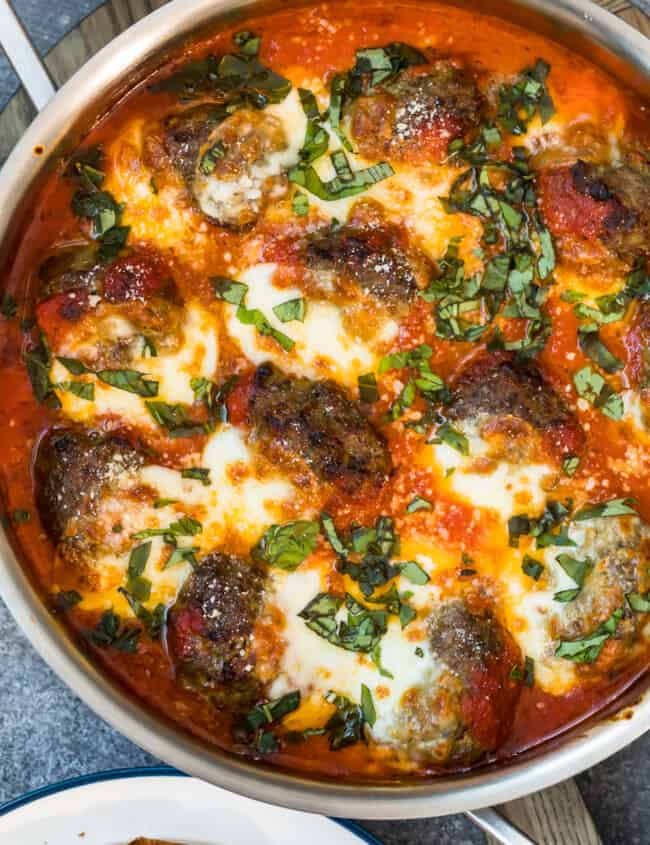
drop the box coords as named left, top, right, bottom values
left=509, top=500, right=575, bottom=549
left=155, top=34, right=291, bottom=106
left=555, top=609, right=623, bottom=663
left=297, top=87, right=329, bottom=163
left=406, top=495, right=432, bottom=514
left=127, top=542, right=152, bottom=579
left=358, top=372, right=379, bottom=403
left=272, top=297, right=306, bottom=323
left=368, top=584, right=417, bottom=629
left=57, top=356, right=91, bottom=375
left=181, top=467, right=211, bottom=486
left=574, top=498, right=638, bottom=521
left=244, top=690, right=301, bottom=734
left=360, top=684, right=376, bottom=727
left=24, top=335, right=60, bottom=409
left=153, top=498, right=178, bottom=509
left=573, top=365, right=623, bottom=420
left=378, top=343, right=433, bottom=374
left=562, top=454, right=580, bottom=477
left=199, top=140, right=226, bottom=175
left=292, top=191, right=309, bottom=216
left=132, top=515, right=202, bottom=541
left=321, top=512, right=347, bottom=557
left=434, top=422, right=469, bottom=456
left=117, top=587, right=166, bottom=639
left=554, top=588, right=581, bottom=603
left=289, top=154, right=394, bottom=202
left=299, top=592, right=388, bottom=653
left=146, top=401, right=208, bottom=438
left=57, top=380, right=95, bottom=401
left=578, top=327, right=623, bottom=374
left=510, top=656, right=535, bottom=687
left=12, top=509, right=30, bottom=524
left=399, top=561, right=430, bottom=585
left=85, top=609, right=141, bottom=652
left=252, top=520, right=319, bottom=570
left=164, top=546, right=199, bottom=569
left=371, top=642, right=394, bottom=679
left=96, top=368, right=158, bottom=397
left=522, top=555, right=544, bottom=581
left=627, top=591, right=650, bottom=613
left=213, top=277, right=248, bottom=305
left=323, top=690, right=367, bottom=751
left=555, top=553, right=593, bottom=589
left=496, top=59, right=555, bottom=135
left=236, top=304, right=295, bottom=351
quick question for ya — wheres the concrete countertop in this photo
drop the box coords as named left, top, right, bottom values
left=0, top=3, right=648, bottom=843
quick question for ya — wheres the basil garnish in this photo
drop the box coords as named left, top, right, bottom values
left=181, top=467, right=211, bottom=486
left=522, top=555, right=544, bottom=581
left=96, top=368, right=158, bottom=397
left=272, top=298, right=306, bottom=323
left=252, top=520, right=319, bottom=571
left=85, top=609, right=141, bottom=652
left=358, top=372, right=379, bottom=403
left=573, top=497, right=638, bottom=521
left=299, top=592, right=388, bottom=653
left=556, top=609, right=623, bottom=663
left=573, top=365, right=623, bottom=420
left=406, top=495, right=432, bottom=513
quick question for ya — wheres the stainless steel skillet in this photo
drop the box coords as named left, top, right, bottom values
left=0, top=0, right=648, bottom=837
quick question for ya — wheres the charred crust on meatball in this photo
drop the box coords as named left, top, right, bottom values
left=248, top=362, right=392, bottom=491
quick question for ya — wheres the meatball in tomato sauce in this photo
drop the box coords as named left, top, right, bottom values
left=348, top=61, right=484, bottom=165
left=537, top=159, right=650, bottom=263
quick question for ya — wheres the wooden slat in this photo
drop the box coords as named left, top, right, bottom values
left=44, top=30, right=92, bottom=89
left=79, top=5, right=120, bottom=54
left=486, top=781, right=603, bottom=845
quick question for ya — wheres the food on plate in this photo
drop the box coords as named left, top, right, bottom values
left=1, top=0, right=650, bottom=781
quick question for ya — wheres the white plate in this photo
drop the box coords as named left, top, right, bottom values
left=0, top=767, right=381, bottom=845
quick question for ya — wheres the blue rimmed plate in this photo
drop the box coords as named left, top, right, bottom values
left=0, top=766, right=382, bottom=845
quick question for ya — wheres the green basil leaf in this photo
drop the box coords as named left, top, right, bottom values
left=96, top=369, right=158, bottom=397
left=164, top=546, right=199, bottom=569
left=435, top=422, right=469, bottom=456
left=358, top=372, right=379, bottom=403
left=253, top=520, right=319, bottom=570
left=236, top=304, right=295, bottom=351
left=288, top=155, right=394, bottom=201
left=554, top=588, right=581, bottom=602
left=181, top=467, right=211, bottom=486
left=213, top=276, right=248, bottom=305
left=321, top=512, right=348, bottom=557
left=145, top=401, right=207, bottom=438
left=574, top=498, right=637, bottom=521
left=627, top=591, right=650, bottom=613
left=57, top=356, right=91, bottom=375
left=57, top=380, right=95, bottom=401
left=360, top=683, right=376, bottom=727
left=555, top=553, right=593, bottom=586
left=399, top=561, right=429, bottom=585
left=555, top=609, right=623, bottom=663
left=406, top=495, right=432, bottom=514
left=272, top=297, right=306, bottom=323
left=1, top=294, right=17, bottom=319
left=522, top=555, right=544, bottom=580
left=562, top=455, right=580, bottom=477
left=128, top=542, right=152, bottom=579
left=578, top=327, right=623, bottom=374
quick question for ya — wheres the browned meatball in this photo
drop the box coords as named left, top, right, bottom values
left=390, top=600, right=521, bottom=766
left=448, top=357, right=583, bottom=460
left=537, top=159, right=650, bottom=263
left=349, top=62, right=484, bottom=165
left=167, top=553, right=265, bottom=699
left=163, top=105, right=292, bottom=227
left=305, top=223, right=432, bottom=307
left=553, top=516, right=650, bottom=643
left=34, top=427, right=143, bottom=556
left=249, top=362, right=392, bottom=492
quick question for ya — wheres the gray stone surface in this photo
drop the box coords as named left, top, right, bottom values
left=0, top=3, right=649, bottom=843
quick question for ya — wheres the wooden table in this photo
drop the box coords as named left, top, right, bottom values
left=0, top=1, right=648, bottom=841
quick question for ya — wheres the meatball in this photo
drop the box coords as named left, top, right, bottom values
left=625, top=300, right=650, bottom=391
left=304, top=222, right=432, bottom=307
left=348, top=62, right=484, bottom=165
left=249, top=363, right=392, bottom=491
left=163, top=105, right=292, bottom=227
left=391, top=600, right=520, bottom=766
left=448, top=357, right=583, bottom=460
left=35, top=246, right=181, bottom=367
left=34, top=427, right=143, bottom=556
left=537, top=160, right=650, bottom=262
left=553, top=515, right=650, bottom=643
left=167, top=553, right=265, bottom=698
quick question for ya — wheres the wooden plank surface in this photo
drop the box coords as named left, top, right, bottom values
left=0, top=1, right=647, bottom=842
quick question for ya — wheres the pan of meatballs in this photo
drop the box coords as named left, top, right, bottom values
left=0, top=0, right=650, bottom=820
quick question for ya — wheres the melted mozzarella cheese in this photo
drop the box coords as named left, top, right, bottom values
left=79, top=425, right=301, bottom=613
left=424, top=428, right=555, bottom=518
left=225, top=262, right=398, bottom=386
left=194, top=88, right=308, bottom=222
left=51, top=301, right=218, bottom=428
left=268, top=568, right=443, bottom=750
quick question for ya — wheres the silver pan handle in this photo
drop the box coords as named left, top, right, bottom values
left=0, top=0, right=56, bottom=111
left=466, top=807, right=537, bottom=845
